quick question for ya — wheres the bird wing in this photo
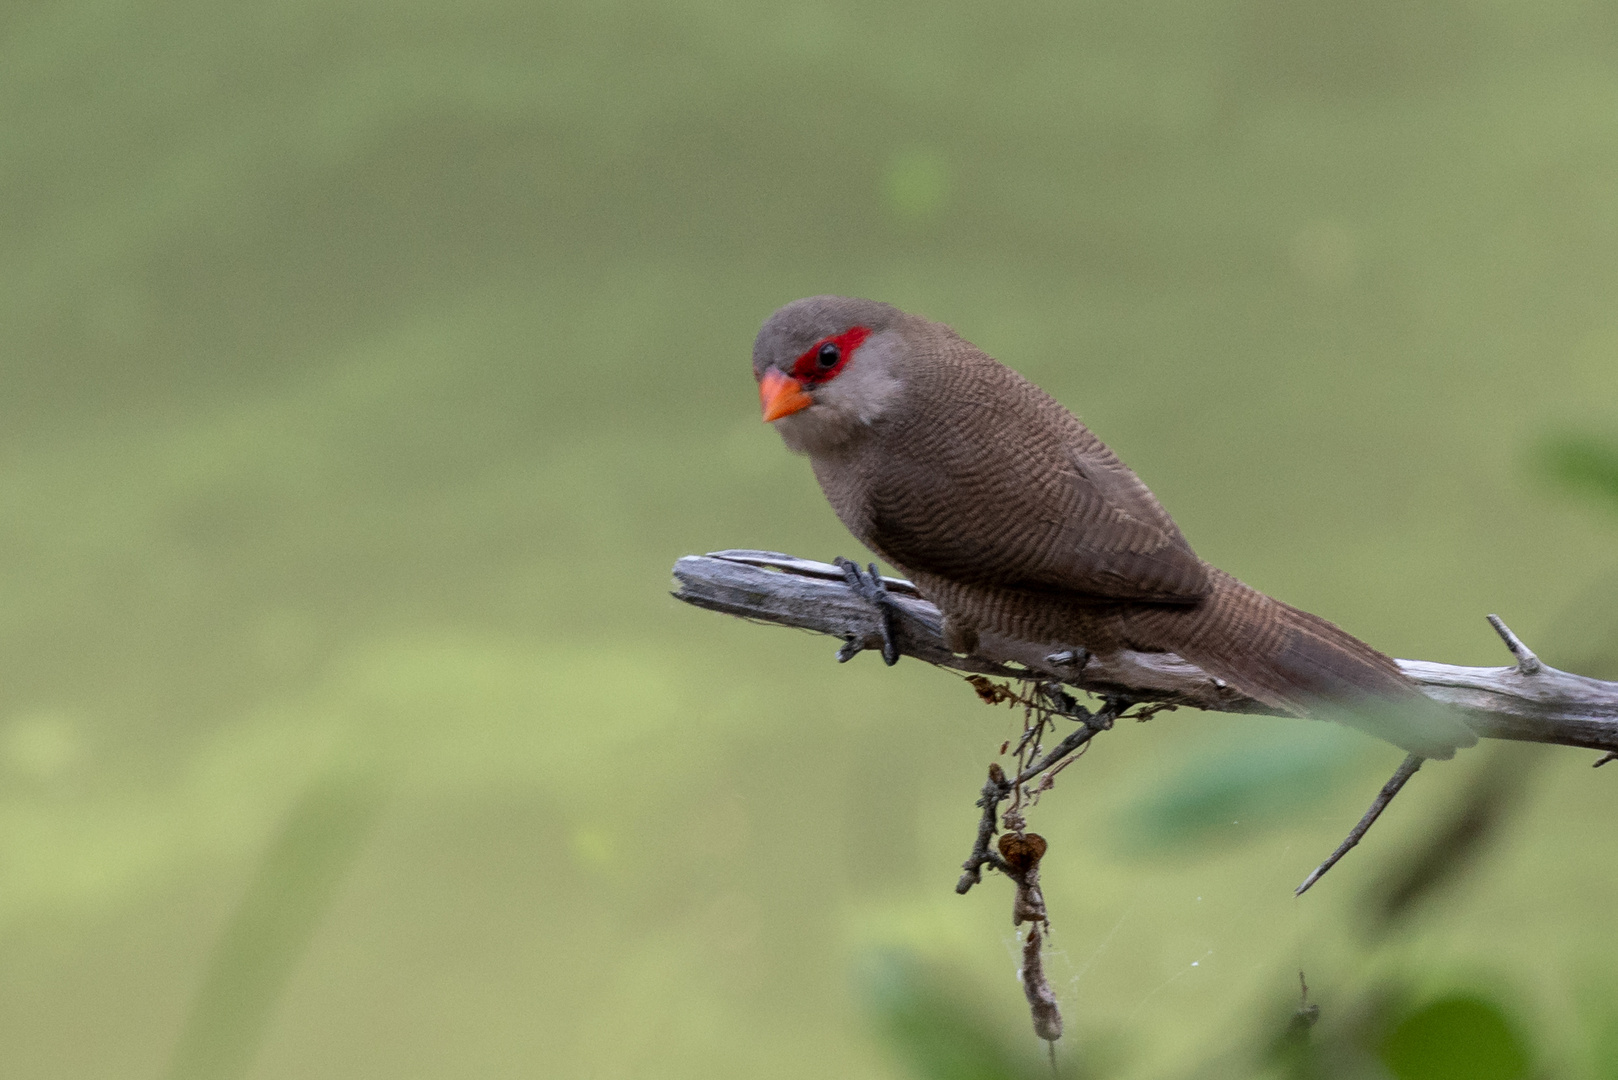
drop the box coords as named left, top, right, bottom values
left=860, top=380, right=1211, bottom=605
left=1032, top=437, right=1214, bottom=603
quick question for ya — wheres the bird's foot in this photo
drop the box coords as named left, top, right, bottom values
left=1045, top=648, right=1091, bottom=672
left=834, top=557, right=901, bottom=666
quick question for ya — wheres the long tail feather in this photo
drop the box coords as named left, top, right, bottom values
left=1175, top=574, right=1477, bottom=759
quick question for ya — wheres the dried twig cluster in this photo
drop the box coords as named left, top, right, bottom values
left=953, top=680, right=1172, bottom=1046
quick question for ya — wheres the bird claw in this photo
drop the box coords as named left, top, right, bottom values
left=834, top=557, right=901, bottom=666
left=1045, top=648, right=1090, bottom=671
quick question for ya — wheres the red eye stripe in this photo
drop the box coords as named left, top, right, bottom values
left=790, top=326, right=871, bottom=385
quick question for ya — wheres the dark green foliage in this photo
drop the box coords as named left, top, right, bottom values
left=866, top=953, right=1041, bottom=1080
left=1254, top=985, right=1537, bottom=1080
left=1582, top=990, right=1618, bottom=1080
left=1380, top=995, right=1530, bottom=1080
left=865, top=952, right=1094, bottom=1080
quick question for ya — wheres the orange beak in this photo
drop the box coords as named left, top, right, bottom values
left=759, top=369, right=813, bottom=422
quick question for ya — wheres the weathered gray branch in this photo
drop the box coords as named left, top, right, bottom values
left=672, top=550, right=1618, bottom=755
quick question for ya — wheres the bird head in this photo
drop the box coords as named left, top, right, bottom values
left=752, top=296, right=909, bottom=454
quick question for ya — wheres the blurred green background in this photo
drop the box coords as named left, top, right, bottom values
left=6, top=0, right=1618, bottom=1076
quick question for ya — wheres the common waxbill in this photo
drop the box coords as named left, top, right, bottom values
left=753, top=295, right=1476, bottom=759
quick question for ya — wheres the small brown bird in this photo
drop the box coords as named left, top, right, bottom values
left=753, top=296, right=1476, bottom=758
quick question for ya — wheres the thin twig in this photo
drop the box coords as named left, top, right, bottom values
left=1295, top=753, right=1425, bottom=896
left=1487, top=614, right=1542, bottom=676
left=1012, top=713, right=1048, bottom=761
left=1017, top=709, right=1114, bottom=785
left=956, top=764, right=1014, bottom=893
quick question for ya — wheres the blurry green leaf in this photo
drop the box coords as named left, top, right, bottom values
left=1379, top=995, right=1529, bottom=1080
left=1536, top=432, right=1618, bottom=513
left=1118, top=728, right=1358, bottom=851
left=863, top=951, right=1061, bottom=1080
left=1365, top=744, right=1540, bottom=933
left=1580, top=986, right=1618, bottom=1080
left=1265, top=996, right=1326, bottom=1080
left=165, top=768, right=387, bottom=1080
left=1543, top=570, right=1618, bottom=682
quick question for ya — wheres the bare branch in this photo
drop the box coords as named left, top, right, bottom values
left=672, top=551, right=1618, bottom=754
left=1294, top=753, right=1424, bottom=896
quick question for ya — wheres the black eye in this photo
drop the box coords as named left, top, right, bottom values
left=817, top=342, right=841, bottom=368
